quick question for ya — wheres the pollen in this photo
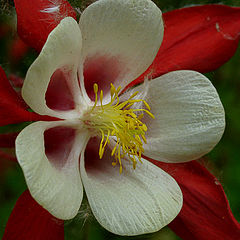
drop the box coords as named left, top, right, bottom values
left=83, top=83, right=154, bottom=173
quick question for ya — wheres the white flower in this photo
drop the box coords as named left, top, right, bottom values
left=15, top=0, right=225, bottom=236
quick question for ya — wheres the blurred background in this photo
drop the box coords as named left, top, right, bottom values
left=0, top=0, right=240, bottom=239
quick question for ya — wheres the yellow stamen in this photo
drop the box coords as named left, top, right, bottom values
left=100, top=90, right=103, bottom=110
left=82, top=83, right=154, bottom=173
left=90, top=83, right=99, bottom=113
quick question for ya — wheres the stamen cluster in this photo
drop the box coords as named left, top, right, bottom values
left=83, top=83, right=154, bottom=173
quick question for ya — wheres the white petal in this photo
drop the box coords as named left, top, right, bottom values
left=80, top=139, right=182, bottom=236
left=22, top=17, right=86, bottom=119
left=135, top=70, right=225, bottom=162
left=16, top=121, right=89, bottom=220
left=80, top=0, right=163, bottom=94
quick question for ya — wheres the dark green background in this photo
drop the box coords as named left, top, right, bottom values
left=0, top=0, right=240, bottom=239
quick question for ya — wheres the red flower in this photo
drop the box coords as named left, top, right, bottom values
left=1, top=0, right=240, bottom=239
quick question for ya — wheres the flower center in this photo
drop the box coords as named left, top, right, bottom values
left=82, top=83, right=154, bottom=173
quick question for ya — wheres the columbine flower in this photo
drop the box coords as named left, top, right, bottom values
left=13, top=0, right=225, bottom=236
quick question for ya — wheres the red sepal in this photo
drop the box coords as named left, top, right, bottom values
left=132, top=5, right=240, bottom=86
left=14, top=0, right=76, bottom=52
left=2, top=190, right=64, bottom=240
left=0, top=66, right=56, bottom=126
left=0, top=66, right=26, bottom=108
left=150, top=159, right=240, bottom=240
